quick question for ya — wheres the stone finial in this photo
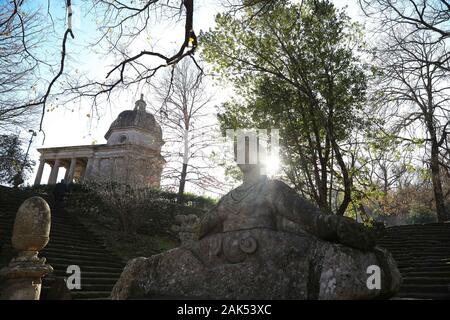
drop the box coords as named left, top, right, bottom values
left=0, top=197, right=53, bottom=300
left=134, top=94, right=147, bottom=112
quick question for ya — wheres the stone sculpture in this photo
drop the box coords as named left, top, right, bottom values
left=112, top=140, right=401, bottom=300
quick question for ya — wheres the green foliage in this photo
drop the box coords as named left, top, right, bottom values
left=407, top=203, right=438, bottom=224
left=0, top=134, right=35, bottom=185
left=25, top=183, right=217, bottom=259
left=364, top=184, right=440, bottom=226
left=25, top=183, right=216, bottom=232
left=201, top=0, right=369, bottom=213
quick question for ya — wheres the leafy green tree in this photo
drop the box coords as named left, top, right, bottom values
left=201, top=0, right=369, bottom=215
left=0, top=134, right=35, bottom=186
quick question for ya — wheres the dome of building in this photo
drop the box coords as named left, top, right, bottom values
left=104, top=94, right=162, bottom=141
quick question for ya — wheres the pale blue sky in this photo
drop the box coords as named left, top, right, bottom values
left=21, top=0, right=364, bottom=191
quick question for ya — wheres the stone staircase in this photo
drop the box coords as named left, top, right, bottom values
left=2, top=186, right=450, bottom=300
left=377, top=223, right=450, bottom=300
left=0, top=186, right=125, bottom=299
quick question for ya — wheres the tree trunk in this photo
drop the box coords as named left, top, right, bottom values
left=430, top=137, right=448, bottom=222
left=331, top=139, right=352, bottom=216
left=177, top=163, right=188, bottom=204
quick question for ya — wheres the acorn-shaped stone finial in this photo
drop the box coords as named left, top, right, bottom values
left=11, top=197, right=51, bottom=262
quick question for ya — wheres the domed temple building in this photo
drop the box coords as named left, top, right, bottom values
left=33, top=95, right=165, bottom=187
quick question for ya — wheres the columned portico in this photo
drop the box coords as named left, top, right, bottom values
left=34, top=160, right=45, bottom=186
left=83, top=157, right=93, bottom=182
left=47, top=159, right=60, bottom=185
left=79, top=164, right=87, bottom=183
left=67, top=158, right=77, bottom=184
left=64, top=167, right=70, bottom=181
left=33, top=95, right=165, bottom=188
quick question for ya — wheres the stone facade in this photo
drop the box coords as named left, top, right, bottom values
left=34, top=95, right=165, bottom=188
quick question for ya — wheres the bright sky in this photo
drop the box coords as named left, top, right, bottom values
left=22, top=0, right=364, bottom=193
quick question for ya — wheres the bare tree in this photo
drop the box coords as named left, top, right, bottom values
left=372, top=25, right=450, bottom=222
left=63, top=0, right=199, bottom=106
left=2, top=0, right=285, bottom=138
left=0, top=0, right=74, bottom=139
left=60, top=1, right=288, bottom=115
left=0, top=1, right=45, bottom=131
left=152, top=59, right=224, bottom=202
left=359, top=0, right=450, bottom=71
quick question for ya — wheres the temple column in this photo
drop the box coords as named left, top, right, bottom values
left=92, top=158, right=100, bottom=179
left=33, top=159, right=45, bottom=186
left=47, top=159, right=60, bottom=185
left=78, top=165, right=86, bottom=183
left=66, top=158, right=77, bottom=184
left=81, top=157, right=93, bottom=183
left=64, top=166, right=70, bottom=181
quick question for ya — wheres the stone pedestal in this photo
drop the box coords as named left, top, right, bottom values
left=0, top=197, right=53, bottom=300
left=111, top=229, right=401, bottom=300
left=0, top=259, right=53, bottom=300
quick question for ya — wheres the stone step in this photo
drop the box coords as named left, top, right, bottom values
left=402, top=271, right=450, bottom=278
left=42, top=243, right=109, bottom=254
left=382, top=247, right=450, bottom=251
left=380, top=223, right=450, bottom=300
left=42, top=247, right=121, bottom=259
left=42, top=251, right=123, bottom=264
left=51, top=228, right=95, bottom=236
left=385, top=227, right=450, bottom=232
left=44, top=240, right=108, bottom=249
left=391, top=248, right=450, bottom=252
left=397, top=261, right=450, bottom=268
left=379, top=241, right=450, bottom=247
left=51, top=270, right=122, bottom=278
left=0, top=221, right=88, bottom=233
left=380, top=243, right=450, bottom=248
left=382, top=237, right=450, bottom=241
left=403, top=277, right=450, bottom=285
left=386, top=233, right=450, bottom=236
left=381, top=243, right=450, bottom=247
left=49, top=263, right=124, bottom=273
left=43, top=283, right=115, bottom=292
left=0, top=220, right=89, bottom=234
left=396, top=292, right=450, bottom=300
left=44, top=243, right=108, bottom=252
left=391, top=253, right=450, bottom=259
left=70, top=291, right=112, bottom=300
left=391, top=253, right=450, bottom=258
left=386, top=249, right=450, bottom=255
left=41, top=285, right=112, bottom=300
left=46, top=257, right=124, bottom=268
left=0, top=188, right=125, bottom=299
left=386, top=252, right=450, bottom=258
left=383, top=234, right=450, bottom=239
left=399, top=266, right=450, bottom=273
left=400, top=284, right=450, bottom=294
left=387, top=223, right=450, bottom=228
left=46, top=234, right=104, bottom=244
left=48, top=276, right=119, bottom=285
left=48, top=219, right=86, bottom=226
left=394, top=259, right=450, bottom=265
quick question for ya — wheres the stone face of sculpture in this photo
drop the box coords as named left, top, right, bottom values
left=112, top=147, right=401, bottom=300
